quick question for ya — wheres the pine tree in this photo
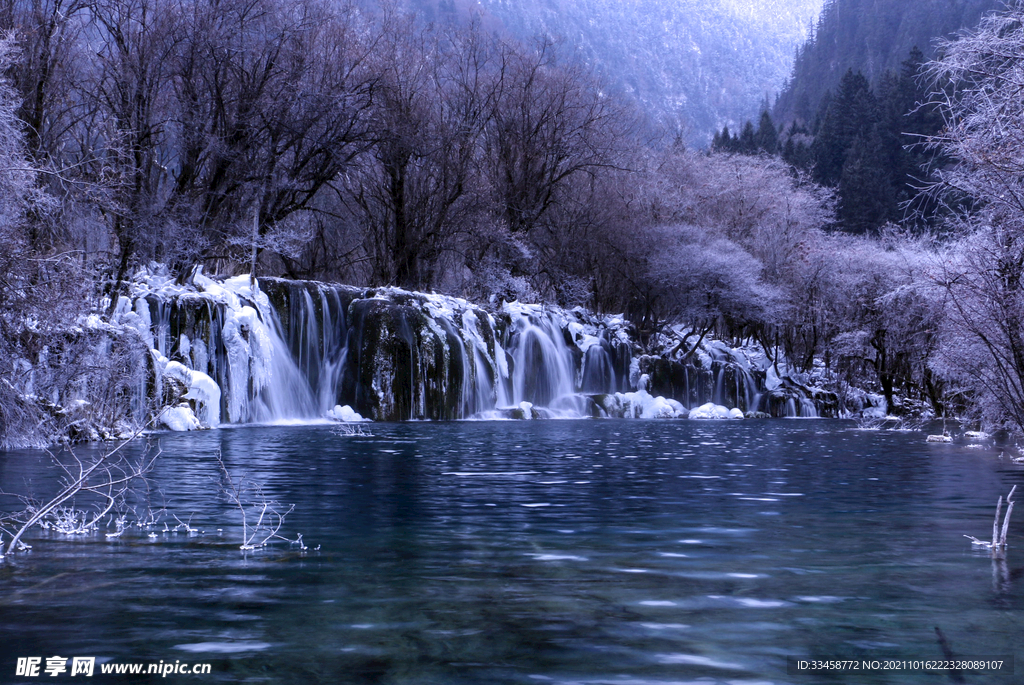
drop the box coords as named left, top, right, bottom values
left=793, top=140, right=814, bottom=169
left=773, top=0, right=1003, bottom=125
left=739, top=121, right=757, bottom=154
left=811, top=106, right=844, bottom=185
left=783, top=137, right=796, bottom=164
left=838, top=130, right=894, bottom=232
left=873, top=46, right=945, bottom=225
left=812, top=69, right=877, bottom=186
left=755, top=110, right=779, bottom=155
left=713, top=125, right=736, bottom=152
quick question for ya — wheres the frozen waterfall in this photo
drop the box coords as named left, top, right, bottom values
left=117, top=270, right=834, bottom=428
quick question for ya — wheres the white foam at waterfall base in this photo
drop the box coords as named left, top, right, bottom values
left=610, top=390, right=688, bottom=419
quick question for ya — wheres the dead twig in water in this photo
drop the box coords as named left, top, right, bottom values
left=965, top=485, right=1016, bottom=559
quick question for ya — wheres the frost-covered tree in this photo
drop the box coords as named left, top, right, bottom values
left=589, top=149, right=833, bottom=349
left=646, top=223, right=785, bottom=334
left=923, top=2, right=1024, bottom=429
left=0, top=32, right=64, bottom=332
left=816, top=231, right=943, bottom=413
left=169, top=0, right=377, bottom=270
left=1, top=0, right=380, bottom=285
left=927, top=229, right=1024, bottom=427
left=0, top=33, right=90, bottom=447
left=0, top=35, right=37, bottom=230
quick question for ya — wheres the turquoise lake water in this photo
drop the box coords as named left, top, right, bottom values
left=0, top=420, right=1021, bottom=684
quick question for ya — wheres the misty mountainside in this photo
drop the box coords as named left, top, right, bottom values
left=396, top=0, right=822, bottom=144
left=774, top=0, right=1003, bottom=124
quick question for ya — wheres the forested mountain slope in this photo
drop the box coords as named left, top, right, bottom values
left=398, top=0, right=822, bottom=144
left=775, top=0, right=1002, bottom=124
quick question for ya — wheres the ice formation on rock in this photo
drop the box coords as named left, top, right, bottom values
left=117, top=268, right=838, bottom=427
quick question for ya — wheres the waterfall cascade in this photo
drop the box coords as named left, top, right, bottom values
left=116, top=270, right=839, bottom=428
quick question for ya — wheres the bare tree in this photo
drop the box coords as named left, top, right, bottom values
left=478, top=37, right=637, bottom=302
left=169, top=0, right=377, bottom=274
left=0, top=32, right=50, bottom=229
left=485, top=38, right=630, bottom=238
left=343, top=13, right=495, bottom=289
left=83, top=0, right=182, bottom=287
left=0, top=31, right=94, bottom=448
left=3, top=0, right=380, bottom=283
left=1, top=0, right=90, bottom=177
left=965, top=486, right=1016, bottom=558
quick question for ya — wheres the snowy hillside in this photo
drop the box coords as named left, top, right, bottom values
left=398, top=0, right=823, bottom=144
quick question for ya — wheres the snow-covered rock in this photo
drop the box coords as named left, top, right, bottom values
left=326, top=405, right=368, bottom=422
left=689, top=402, right=743, bottom=420
left=160, top=404, right=202, bottom=431
left=162, top=361, right=221, bottom=428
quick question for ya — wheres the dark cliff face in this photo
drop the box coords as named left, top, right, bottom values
left=341, top=298, right=461, bottom=421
